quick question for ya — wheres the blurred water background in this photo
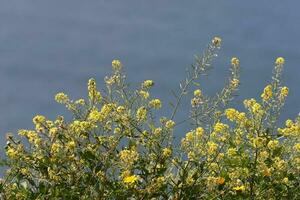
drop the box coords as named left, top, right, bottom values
left=1, top=1, right=300, bottom=158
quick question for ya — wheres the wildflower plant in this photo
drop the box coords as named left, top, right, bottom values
left=1, top=37, right=300, bottom=199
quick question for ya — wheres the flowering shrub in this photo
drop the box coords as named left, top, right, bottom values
left=1, top=37, right=300, bottom=199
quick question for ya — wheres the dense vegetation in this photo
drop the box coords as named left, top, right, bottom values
left=1, top=37, right=299, bottom=199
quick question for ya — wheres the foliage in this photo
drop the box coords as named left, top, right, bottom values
left=1, top=37, right=300, bottom=199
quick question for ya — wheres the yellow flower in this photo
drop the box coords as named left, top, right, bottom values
left=75, top=98, right=85, bottom=105
left=207, top=141, right=218, bottom=154
left=55, top=92, right=69, bottom=104
left=230, top=78, right=240, bottom=88
left=195, top=127, right=204, bottom=137
left=123, top=175, right=139, bottom=184
left=149, top=99, right=162, bottom=109
left=252, top=137, right=266, bottom=148
left=116, top=106, right=125, bottom=113
left=112, top=59, right=122, bottom=71
left=186, top=176, right=195, bottom=186
left=258, top=151, right=269, bottom=161
left=212, top=36, right=222, bottom=47
left=252, top=102, right=262, bottom=114
left=119, top=149, right=139, bottom=166
left=231, top=57, right=240, bottom=66
left=88, top=78, right=102, bottom=102
left=293, top=143, right=300, bottom=152
left=214, top=122, right=228, bottom=132
left=20, top=168, right=29, bottom=175
left=261, top=84, right=273, bottom=101
left=191, top=97, right=201, bottom=107
left=194, top=89, right=202, bottom=97
left=285, top=119, right=293, bottom=127
left=142, top=80, right=154, bottom=88
left=136, top=106, right=147, bottom=121
left=165, top=120, right=175, bottom=129
left=233, top=185, right=245, bottom=192
left=51, top=142, right=62, bottom=154
left=139, top=90, right=150, bottom=99
left=282, top=177, right=289, bottom=184
left=227, top=148, right=237, bottom=157
left=280, top=86, right=289, bottom=98
left=66, top=141, right=76, bottom=150
left=33, top=115, right=46, bottom=124
left=162, top=148, right=172, bottom=157
left=6, top=147, right=18, bottom=159
left=275, top=57, right=285, bottom=65
left=88, top=109, right=102, bottom=122
left=225, top=108, right=239, bottom=121
left=49, top=127, right=58, bottom=137
left=154, top=127, right=162, bottom=135
left=185, top=131, right=193, bottom=141
left=267, top=140, right=279, bottom=150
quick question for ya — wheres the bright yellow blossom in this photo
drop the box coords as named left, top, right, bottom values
left=195, top=127, right=204, bottom=137
left=280, top=86, right=289, bottom=98
left=267, top=140, right=279, bottom=150
left=55, top=92, right=69, bottom=104
left=230, top=78, right=240, bottom=88
left=139, top=90, right=150, bottom=99
left=194, top=89, right=202, bottom=97
left=165, top=120, right=175, bottom=129
left=123, top=175, right=139, bottom=184
left=231, top=57, right=240, bottom=66
left=142, top=80, right=154, bottom=88
left=214, top=122, right=228, bottom=132
left=261, top=84, right=273, bottom=101
left=136, top=106, right=147, bottom=121
left=207, top=141, right=218, bottom=154
left=275, top=57, right=285, bottom=65
left=112, top=59, right=122, bottom=71
left=149, top=99, right=162, bottom=109
left=162, top=148, right=172, bottom=157
left=293, top=143, right=300, bottom=152
left=233, top=185, right=246, bottom=192
left=88, top=78, right=102, bottom=102
left=6, top=147, right=18, bottom=159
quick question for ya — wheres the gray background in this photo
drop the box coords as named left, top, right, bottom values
left=1, top=1, right=299, bottom=150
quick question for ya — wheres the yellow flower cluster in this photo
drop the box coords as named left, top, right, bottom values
left=119, top=148, right=139, bottom=167
left=136, top=106, right=147, bottom=121
left=244, top=98, right=263, bottom=116
left=231, top=57, right=240, bottom=66
left=278, top=119, right=300, bottom=136
left=123, top=174, right=139, bottom=185
left=261, top=84, right=273, bottom=101
left=225, top=108, right=247, bottom=124
left=230, top=78, right=240, bottom=88
left=139, top=90, right=150, bottom=99
left=213, top=122, right=228, bottom=133
left=88, top=78, right=102, bottom=103
left=149, top=98, right=162, bottom=109
left=275, top=57, right=285, bottom=65
left=55, top=92, right=69, bottom=104
left=165, top=120, right=175, bottom=129
left=194, top=89, right=202, bottom=97
left=280, top=86, right=289, bottom=99
left=112, top=59, right=122, bottom=71
left=142, top=80, right=154, bottom=88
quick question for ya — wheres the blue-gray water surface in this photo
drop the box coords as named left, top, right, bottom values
left=1, top=1, right=300, bottom=158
